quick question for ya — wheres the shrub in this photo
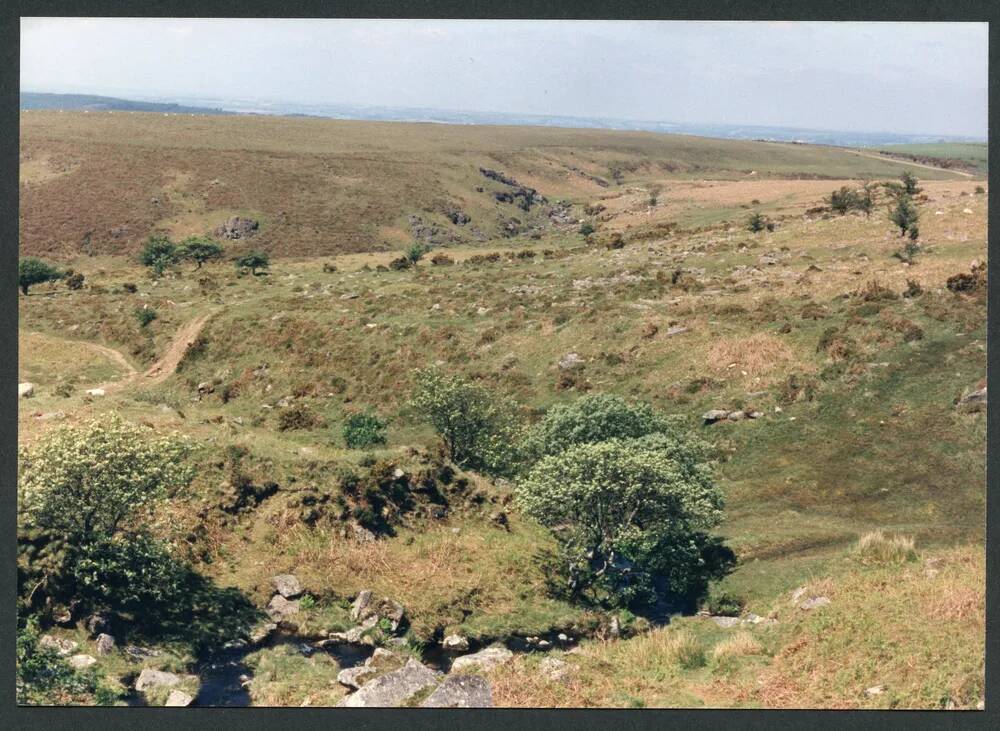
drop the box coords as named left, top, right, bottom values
left=19, top=257, right=63, bottom=295
left=134, top=307, right=157, bottom=328
left=430, top=253, right=454, bottom=266
left=122, top=282, right=138, bottom=294
left=524, top=393, right=683, bottom=461
left=18, top=415, right=192, bottom=541
left=178, top=236, right=224, bottom=268
left=64, top=271, right=85, bottom=290
left=322, top=262, right=338, bottom=273
left=974, top=185, right=985, bottom=195
left=235, top=251, right=270, bottom=275
left=409, top=367, right=524, bottom=476
left=139, top=235, right=178, bottom=277
left=405, top=242, right=428, bottom=265
left=828, top=186, right=859, bottom=215
left=516, top=433, right=731, bottom=609
left=277, top=403, right=322, bottom=431
left=579, top=222, right=595, bottom=236
left=900, top=171, right=922, bottom=196
left=855, top=531, right=917, bottom=565
left=746, top=212, right=767, bottom=233
left=707, top=591, right=746, bottom=617
left=16, top=618, right=101, bottom=704
left=890, top=196, right=919, bottom=237
left=343, top=412, right=388, bottom=449
left=389, top=256, right=411, bottom=271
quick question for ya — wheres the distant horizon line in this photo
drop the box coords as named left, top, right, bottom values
left=20, top=89, right=988, bottom=143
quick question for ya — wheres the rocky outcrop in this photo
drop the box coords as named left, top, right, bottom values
left=265, top=594, right=300, bottom=622
left=39, top=635, right=78, bottom=656
left=214, top=216, right=259, bottom=240
left=135, top=668, right=183, bottom=692
left=956, top=382, right=986, bottom=413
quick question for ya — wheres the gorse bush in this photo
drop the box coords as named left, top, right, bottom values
left=410, top=367, right=524, bottom=476
left=746, top=211, right=768, bottom=233
left=343, top=412, right=388, bottom=449
left=405, top=242, right=429, bottom=265
left=516, top=432, right=731, bottom=610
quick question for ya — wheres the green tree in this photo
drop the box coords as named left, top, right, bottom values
left=178, top=236, right=224, bottom=268
left=138, top=235, right=178, bottom=277
left=900, top=171, right=922, bottom=196
left=18, top=257, right=63, bottom=295
left=235, top=250, right=270, bottom=275
left=890, top=196, right=919, bottom=237
left=409, top=367, right=524, bottom=476
left=858, top=182, right=876, bottom=217
left=405, top=242, right=428, bottom=265
left=524, top=393, right=682, bottom=461
left=516, top=433, right=732, bottom=609
left=18, top=415, right=192, bottom=540
left=343, top=412, right=388, bottom=449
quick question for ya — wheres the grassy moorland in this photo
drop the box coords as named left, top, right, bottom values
left=17, top=112, right=985, bottom=708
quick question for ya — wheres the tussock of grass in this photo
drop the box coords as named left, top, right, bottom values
left=854, top=531, right=917, bottom=565
left=707, top=333, right=802, bottom=381
left=711, top=632, right=763, bottom=662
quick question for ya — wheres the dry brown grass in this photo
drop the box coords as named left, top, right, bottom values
left=854, top=530, right=917, bottom=565
left=711, top=632, right=763, bottom=662
left=707, top=332, right=801, bottom=380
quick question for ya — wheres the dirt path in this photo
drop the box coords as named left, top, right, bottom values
left=92, top=311, right=215, bottom=392
left=845, top=149, right=974, bottom=178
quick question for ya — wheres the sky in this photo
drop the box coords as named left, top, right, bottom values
left=20, top=18, right=989, bottom=137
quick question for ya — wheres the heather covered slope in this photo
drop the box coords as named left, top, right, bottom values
left=20, top=110, right=977, bottom=259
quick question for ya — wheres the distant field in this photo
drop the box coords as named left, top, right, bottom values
left=20, top=111, right=974, bottom=259
left=869, top=142, right=988, bottom=175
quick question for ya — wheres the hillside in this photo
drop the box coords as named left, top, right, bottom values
left=16, top=114, right=986, bottom=709
left=19, top=111, right=979, bottom=259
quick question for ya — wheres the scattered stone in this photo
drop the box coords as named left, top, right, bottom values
left=124, top=645, right=161, bottom=662
left=665, top=326, right=689, bottom=337
left=39, top=635, right=78, bottom=656
left=197, top=381, right=214, bottom=394
left=68, top=654, right=97, bottom=669
left=85, top=388, right=106, bottom=397
left=344, top=615, right=379, bottom=644
left=351, top=590, right=376, bottom=622
left=442, top=634, right=470, bottom=652
left=865, top=685, right=885, bottom=697
left=270, top=574, right=303, bottom=599
left=711, top=616, right=741, bottom=629
left=538, top=656, right=573, bottom=683
left=558, top=352, right=585, bottom=371
left=165, top=690, right=194, bottom=707
left=799, top=596, right=831, bottom=611
left=84, top=612, right=111, bottom=637
left=420, top=674, right=493, bottom=708
left=266, top=594, right=300, bottom=622
left=956, top=383, right=986, bottom=413
left=337, top=658, right=439, bottom=707
left=702, top=410, right=731, bottom=424
left=351, top=522, right=377, bottom=543
left=450, top=644, right=514, bottom=674
left=18, top=382, right=34, bottom=398
left=135, top=668, right=183, bottom=692
left=95, top=633, right=115, bottom=655
left=790, top=587, right=808, bottom=604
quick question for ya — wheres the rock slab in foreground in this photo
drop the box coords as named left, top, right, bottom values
left=420, top=674, right=493, bottom=708
left=336, top=658, right=439, bottom=707
left=135, top=668, right=182, bottom=692
left=449, top=644, right=514, bottom=674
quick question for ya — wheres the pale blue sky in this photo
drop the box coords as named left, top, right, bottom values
left=21, top=18, right=988, bottom=137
